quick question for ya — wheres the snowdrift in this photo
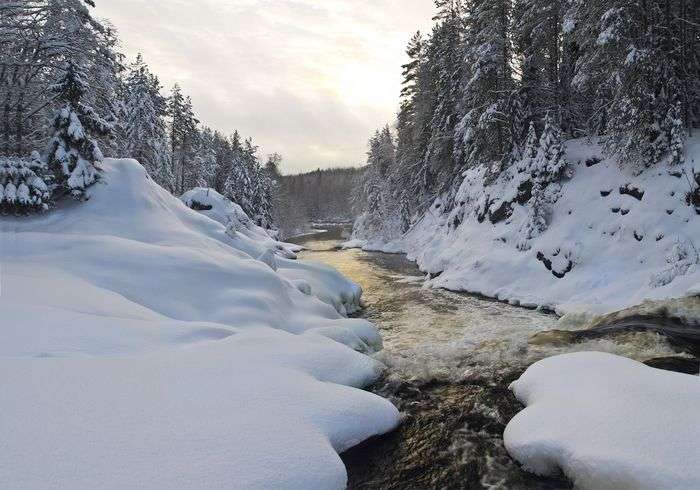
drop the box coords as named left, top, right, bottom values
left=505, top=352, right=700, bottom=489
left=0, top=158, right=398, bottom=488
left=350, top=137, right=700, bottom=315
left=181, top=187, right=364, bottom=317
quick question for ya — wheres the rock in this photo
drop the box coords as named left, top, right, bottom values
left=644, top=356, right=700, bottom=375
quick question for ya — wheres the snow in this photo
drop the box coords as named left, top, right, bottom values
left=181, top=187, right=365, bottom=317
left=0, top=158, right=399, bottom=488
left=348, top=136, right=700, bottom=316
left=505, top=352, right=700, bottom=489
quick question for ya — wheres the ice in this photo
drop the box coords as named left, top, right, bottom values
left=505, top=352, right=700, bottom=489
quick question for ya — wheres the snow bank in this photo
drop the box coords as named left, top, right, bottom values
left=505, top=352, right=700, bottom=489
left=181, top=187, right=365, bottom=317
left=350, top=137, right=700, bottom=315
left=181, top=187, right=300, bottom=258
left=0, top=159, right=399, bottom=488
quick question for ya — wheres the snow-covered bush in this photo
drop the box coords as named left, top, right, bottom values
left=46, top=61, right=111, bottom=200
left=0, top=152, right=52, bottom=214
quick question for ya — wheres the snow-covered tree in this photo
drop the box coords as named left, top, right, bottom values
left=115, top=54, right=172, bottom=190
left=456, top=0, right=514, bottom=176
left=46, top=62, right=111, bottom=200
left=424, top=5, right=465, bottom=195
left=535, top=112, right=566, bottom=182
left=168, top=84, right=200, bottom=193
left=667, top=103, right=686, bottom=166
left=0, top=152, right=52, bottom=213
left=0, top=0, right=121, bottom=156
left=523, top=122, right=539, bottom=160
left=518, top=113, right=566, bottom=248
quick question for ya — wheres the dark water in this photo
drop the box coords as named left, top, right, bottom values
left=289, top=227, right=680, bottom=489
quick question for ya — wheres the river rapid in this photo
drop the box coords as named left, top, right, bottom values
left=289, top=227, right=683, bottom=489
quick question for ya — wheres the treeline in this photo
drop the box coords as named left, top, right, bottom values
left=0, top=0, right=276, bottom=227
left=355, top=0, right=699, bottom=235
left=273, top=167, right=362, bottom=237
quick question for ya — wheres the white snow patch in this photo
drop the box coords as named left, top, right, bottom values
left=505, top=352, right=700, bottom=489
left=0, top=158, right=399, bottom=488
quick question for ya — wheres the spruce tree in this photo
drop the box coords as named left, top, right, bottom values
left=46, top=61, right=111, bottom=200
left=0, top=152, right=52, bottom=214
left=168, top=84, right=199, bottom=194
left=457, top=0, right=514, bottom=176
left=117, top=54, right=172, bottom=190
left=668, top=103, right=686, bottom=166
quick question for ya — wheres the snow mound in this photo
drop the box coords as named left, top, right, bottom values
left=182, top=186, right=365, bottom=316
left=0, top=158, right=398, bottom=488
left=505, top=352, right=700, bottom=489
left=351, top=137, right=700, bottom=315
left=181, top=187, right=300, bottom=258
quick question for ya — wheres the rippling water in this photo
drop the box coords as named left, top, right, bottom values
left=290, top=227, right=680, bottom=489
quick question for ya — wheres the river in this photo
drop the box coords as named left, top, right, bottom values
left=289, top=226, right=682, bottom=489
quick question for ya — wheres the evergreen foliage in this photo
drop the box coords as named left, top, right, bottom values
left=354, top=0, right=698, bottom=240
left=46, top=62, right=111, bottom=199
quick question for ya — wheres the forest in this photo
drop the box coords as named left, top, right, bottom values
left=354, top=0, right=699, bottom=241
left=274, top=167, right=362, bottom=237
left=0, top=0, right=278, bottom=228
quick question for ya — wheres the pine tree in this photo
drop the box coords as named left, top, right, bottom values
left=457, top=0, right=514, bottom=177
left=116, top=54, right=172, bottom=189
left=512, top=0, right=565, bottom=125
left=168, top=84, right=199, bottom=194
left=668, top=103, right=686, bottom=166
left=0, top=0, right=121, bottom=156
left=523, top=121, right=539, bottom=160
left=424, top=5, right=465, bottom=196
left=518, top=113, right=566, bottom=248
left=46, top=61, right=111, bottom=199
left=535, top=112, right=566, bottom=182
left=0, top=152, right=52, bottom=213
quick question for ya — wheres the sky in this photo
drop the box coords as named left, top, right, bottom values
left=95, top=1, right=436, bottom=174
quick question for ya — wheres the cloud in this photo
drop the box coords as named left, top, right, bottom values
left=96, top=0, right=435, bottom=173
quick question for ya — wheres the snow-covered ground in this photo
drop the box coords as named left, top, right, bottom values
left=348, top=137, right=700, bottom=316
left=181, top=187, right=364, bottom=317
left=0, top=159, right=399, bottom=488
left=505, top=352, right=700, bottom=489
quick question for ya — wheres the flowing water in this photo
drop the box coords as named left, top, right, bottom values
left=289, top=227, right=683, bottom=489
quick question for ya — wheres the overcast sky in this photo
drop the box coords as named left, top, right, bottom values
left=95, top=1, right=435, bottom=174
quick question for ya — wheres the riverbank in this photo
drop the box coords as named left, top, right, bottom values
left=0, top=160, right=399, bottom=488
left=348, top=137, right=700, bottom=318
left=293, top=227, right=697, bottom=489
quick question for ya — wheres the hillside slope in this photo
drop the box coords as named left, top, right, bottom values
left=350, top=137, right=700, bottom=315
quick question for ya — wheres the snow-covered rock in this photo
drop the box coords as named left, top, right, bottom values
left=0, top=158, right=399, bottom=488
left=181, top=186, right=299, bottom=258
left=349, top=136, right=700, bottom=316
left=181, top=186, right=364, bottom=316
left=505, top=352, right=700, bottom=489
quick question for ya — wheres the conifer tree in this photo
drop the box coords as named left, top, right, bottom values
left=116, top=54, right=172, bottom=190
left=46, top=61, right=111, bottom=199
left=0, top=152, right=52, bottom=213
left=168, top=84, right=199, bottom=194
left=457, top=0, right=513, bottom=176
left=668, top=103, right=686, bottom=166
